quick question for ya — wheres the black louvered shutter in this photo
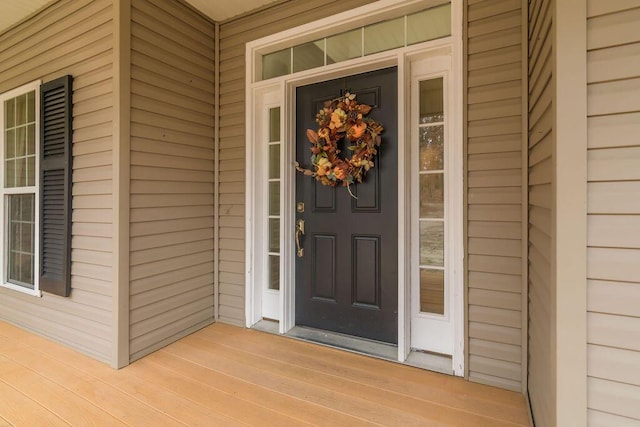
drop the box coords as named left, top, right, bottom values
left=39, top=75, right=73, bottom=297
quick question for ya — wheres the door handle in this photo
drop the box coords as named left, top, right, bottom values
left=295, top=219, right=305, bottom=257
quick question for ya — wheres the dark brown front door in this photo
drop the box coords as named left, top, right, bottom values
left=295, top=67, right=398, bottom=344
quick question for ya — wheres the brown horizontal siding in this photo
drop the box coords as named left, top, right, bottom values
left=466, top=0, right=525, bottom=392
left=586, top=3, right=640, bottom=424
left=129, top=0, right=215, bottom=361
left=0, top=0, right=114, bottom=363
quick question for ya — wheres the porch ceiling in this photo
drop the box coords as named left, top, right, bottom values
left=184, top=0, right=282, bottom=22
left=0, top=0, right=282, bottom=35
left=0, top=0, right=51, bottom=35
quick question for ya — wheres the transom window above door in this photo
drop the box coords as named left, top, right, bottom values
left=258, top=2, right=451, bottom=81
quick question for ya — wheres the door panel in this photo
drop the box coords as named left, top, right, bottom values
left=295, top=67, right=398, bottom=344
left=311, top=234, right=337, bottom=301
left=352, top=235, right=381, bottom=308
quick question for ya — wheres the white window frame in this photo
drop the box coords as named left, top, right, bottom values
left=0, top=80, right=42, bottom=297
left=408, top=51, right=462, bottom=362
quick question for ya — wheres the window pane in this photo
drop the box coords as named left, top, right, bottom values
left=15, top=94, right=27, bottom=126
left=10, top=222, right=20, bottom=253
left=269, top=181, right=280, bottom=216
left=408, top=4, right=452, bottom=45
left=27, top=91, right=35, bottom=122
left=21, top=222, right=34, bottom=253
left=23, top=254, right=34, bottom=286
left=8, top=194, right=35, bottom=288
left=269, top=107, right=280, bottom=142
left=269, top=144, right=280, bottom=179
left=419, top=126, right=444, bottom=171
left=420, top=268, right=444, bottom=315
left=269, top=255, right=280, bottom=290
left=327, top=29, right=362, bottom=64
left=420, top=174, right=444, bottom=218
left=5, top=159, right=15, bottom=188
left=364, top=17, right=404, bottom=55
left=5, top=129, right=15, bottom=158
left=15, top=159, right=27, bottom=187
left=262, top=48, right=291, bottom=80
left=22, top=194, right=34, bottom=221
left=16, top=126, right=26, bottom=156
left=420, top=78, right=444, bottom=123
left=293, top=40, right=324, bottom=73
left=27, top=124, right=35, bottom=155
left=420, top=221, right=444, bottom=266
left=27, top=156, right=36, bottom=186
left=9, top=252, right=21, bottom=285
left=5, top=98, right=15, bottom=128
left=269, top=218, right=280, bottom=252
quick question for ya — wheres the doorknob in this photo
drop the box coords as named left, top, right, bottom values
left=295, top=219, right=305, bottom=257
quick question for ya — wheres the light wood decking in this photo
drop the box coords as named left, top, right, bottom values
left=0, top=321, right=529, bottom=426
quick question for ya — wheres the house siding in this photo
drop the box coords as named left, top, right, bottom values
left=465, top=0, right=525, bottom=392
left=218, top=0, right=372, bottom=326
left=527, top=0, right=554, bottom=424
left=586, top=2, right=640, bottom=425
left=0, top=0, right=114, bottom=363
left=128, top=0, right=215, bottom=361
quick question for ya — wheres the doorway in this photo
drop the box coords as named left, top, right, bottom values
left=245, top=5, right=464, bottom=373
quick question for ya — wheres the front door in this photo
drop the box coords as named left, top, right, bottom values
left=294, top=68, right=398, bottom=344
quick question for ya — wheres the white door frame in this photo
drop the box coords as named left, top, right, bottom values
left=245, top=0, right=463, bottom=375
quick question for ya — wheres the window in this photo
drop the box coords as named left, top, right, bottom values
left=267, top=106, right=281, bottom=292
left=1, top=82, right=40, bottom=294
left=0, top=76, right=73, bottom=297
left=262, top=101, right=282, bottom=320
left=259, top=2, right=452, bottom=81
left=418, top=77, right=446, bottom=316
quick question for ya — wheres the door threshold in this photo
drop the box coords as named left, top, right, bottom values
left=252, top=320, right=397, bottom=361
left=286, top=326, right=398, bottom=361
left=252, top=320, right=453, bottom=375
left=405, top=349, right=453, bottom=375
left=252, top=319, right=280, bottom=334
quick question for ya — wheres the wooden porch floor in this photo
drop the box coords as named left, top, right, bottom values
left=0, top=321, right=530, bottom=426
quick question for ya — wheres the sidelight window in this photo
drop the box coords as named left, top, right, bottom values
left=418, top=77, right=446, bottom=316
left=267, top=107, right=281, bottom=291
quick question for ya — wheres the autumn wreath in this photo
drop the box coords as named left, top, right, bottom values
left=295, top=93, right=384, bottom=195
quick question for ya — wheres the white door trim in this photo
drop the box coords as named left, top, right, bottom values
left=245, top=0, right=463, bottom=375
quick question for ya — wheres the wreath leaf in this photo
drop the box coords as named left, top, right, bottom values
left=358, top=104, right=372, bottom=115
left=306, top=129, right=318, bottom=144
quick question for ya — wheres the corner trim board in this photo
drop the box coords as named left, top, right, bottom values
left=112, top=0, right=131, bottom=369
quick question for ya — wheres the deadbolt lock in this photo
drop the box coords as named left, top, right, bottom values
left=296, top=202, right=305, bottom=213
